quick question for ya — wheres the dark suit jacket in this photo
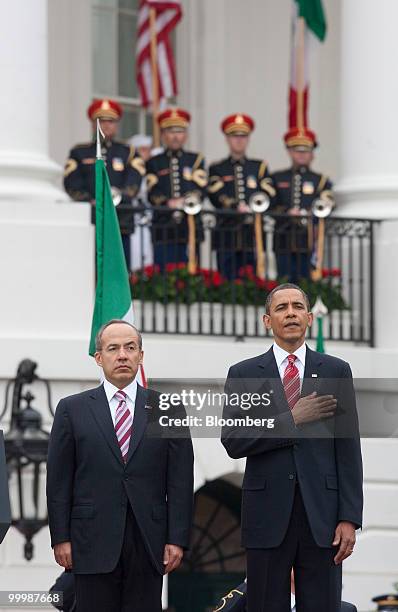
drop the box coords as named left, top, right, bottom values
left=221, top=346, right=363, bottom=549
left=46, top=384, right=194, bottom=575
left=214, top=581, right=357, bottom=611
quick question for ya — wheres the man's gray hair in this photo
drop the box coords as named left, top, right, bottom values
left=95, top=319, right=143, bottom=352
left=265, top=283, right=310, bottom=315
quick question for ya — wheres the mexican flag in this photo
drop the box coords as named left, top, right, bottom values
left=89, top=157, right=146, bottom=385
left=289, top=0, right=327, bottom=129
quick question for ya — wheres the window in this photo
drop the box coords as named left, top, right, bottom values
left=92, top=0, right=150, bottom=139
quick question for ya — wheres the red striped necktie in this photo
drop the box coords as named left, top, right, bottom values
left=283, top=354, right=300, bottom=410
left=114, top=390, right=133, bottom=462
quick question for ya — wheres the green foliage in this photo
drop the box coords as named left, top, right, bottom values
left=131, top=264, right=348, bottom=311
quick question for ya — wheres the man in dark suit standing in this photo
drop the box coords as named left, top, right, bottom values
left=46, top=320, right=194, bottom=612
left=221, top=284, right=363, bottom=612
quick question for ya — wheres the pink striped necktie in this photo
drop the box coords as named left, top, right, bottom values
left=283, top=354, right=301, bottom=410
left=114, top=390, right=133, bottom=462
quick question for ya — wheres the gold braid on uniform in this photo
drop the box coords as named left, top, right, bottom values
left=258, top=160, right=268, bottom=179
left=208, top=175, right=224, bottom=193
left=192, top=153, right=204, bottom=171
left=192, top=168, right=208, bottom=188
left=146, top=173, right=159, bottom=191
left=260, top=177, right=276, bottom=197
left=64, top=158, right=78, bottom=177
left=320, top=189, right=334, bottom=202
left=258, top=160, right=276, bottom=197
left=130, top=156, right=146, bottom=176
left=214, top=588, right=245, bottom=612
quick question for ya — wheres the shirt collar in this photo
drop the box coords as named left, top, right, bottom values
left=103, top=377, right=138, bottom=403
left=273, top=341, right=306, bottom=369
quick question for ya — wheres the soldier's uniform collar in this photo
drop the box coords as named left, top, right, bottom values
left=166, top=148, right=183, bottom=158
left=292, top=164, right=310, bottom=174
left=229, top=155, right=246, bottom=165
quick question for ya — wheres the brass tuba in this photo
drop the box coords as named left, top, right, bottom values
left=248, top=191, right=270, bottom=214
left=310, top=193, right=335, bottom=281
left=248, top=192, right=270, bottom=279
left=183, top=192, right=202, bottom=275
left=183, top=191, right=202, bottom=216
left=311, top=196, right=334, bottom=218
left=111, top=187, right=122, bottom=206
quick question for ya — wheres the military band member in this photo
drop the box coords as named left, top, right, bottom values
left=63, top=98, right=145, bottom=269
left=146, top=108, right=207, bottom=270
left=271, top=127, right=335, bottom=282
left=208, top=114, right=275, bottom=279
left=372, top=594, right=398, bottom=611
left=126, top=134, right=154, bottom=270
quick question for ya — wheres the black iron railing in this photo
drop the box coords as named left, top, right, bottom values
left=129, top=208, right=376, bottom=345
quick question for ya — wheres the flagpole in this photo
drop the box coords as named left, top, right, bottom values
left=96, top=119, right=104, bottom=160
left=149, top=6, right=160, bottom=148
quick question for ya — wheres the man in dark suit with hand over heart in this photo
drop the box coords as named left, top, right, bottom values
left=221, top=284, right=363, bottom=612
left=46, top=320, right=194, bottom=612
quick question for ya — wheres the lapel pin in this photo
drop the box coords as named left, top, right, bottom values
left=144, top=405, right=152, bottom=410
left=311, top=374, right=318, bottom=378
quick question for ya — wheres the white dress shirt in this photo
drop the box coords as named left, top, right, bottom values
left=273, top=341, right=306, bottom=390
left=103, top=378, right=137, bottom=426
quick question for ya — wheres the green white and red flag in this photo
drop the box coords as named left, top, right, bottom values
left=288, top=0, right=327, bottom=129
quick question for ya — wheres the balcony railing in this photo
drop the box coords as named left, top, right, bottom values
left=129, top=208, right=376, bottom=345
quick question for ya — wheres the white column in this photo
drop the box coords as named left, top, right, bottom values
left=0, top=0, right=94, bottom=354
left=0, top=0, right=65, bottom=201
left=337, top=0, right=398, bottom=218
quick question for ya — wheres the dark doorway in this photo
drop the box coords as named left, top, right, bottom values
left=168, top=478, right=245, bottom=611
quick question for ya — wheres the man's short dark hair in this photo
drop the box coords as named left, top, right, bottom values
left=265, top=283, right=311, bottom=314
left=95, top=319, right=143, bottom=352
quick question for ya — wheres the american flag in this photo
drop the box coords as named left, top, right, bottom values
left=136, top=0, right=182, bottom=108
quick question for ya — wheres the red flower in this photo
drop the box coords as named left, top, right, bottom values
left=130, top=273, right=139, bottom=285
left=176, top=280, right=185, bottom=290
left=322, top=268, right=341, bottom=278
left=143, top=264, right=160, bottom=277
left=234, top=279, right=244, bottom=285
left=211, top=271, right=224, bottom=287
left=238, top=264, right=255, bottom=279
left=255, top=277, right=269, bottom=289
left=165, top=262, right=186, bottom=273
left=265, top=280, right=278, bottom=291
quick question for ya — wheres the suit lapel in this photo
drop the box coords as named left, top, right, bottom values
left=258, top=345, right=324, bottom=410
left=302, top=345, right=324, bottom=396
left=125, top=384, right=148, bottom=465
left=258, top=347, right=289, bottom=413
left=89, top=385, right=124, bottom=465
